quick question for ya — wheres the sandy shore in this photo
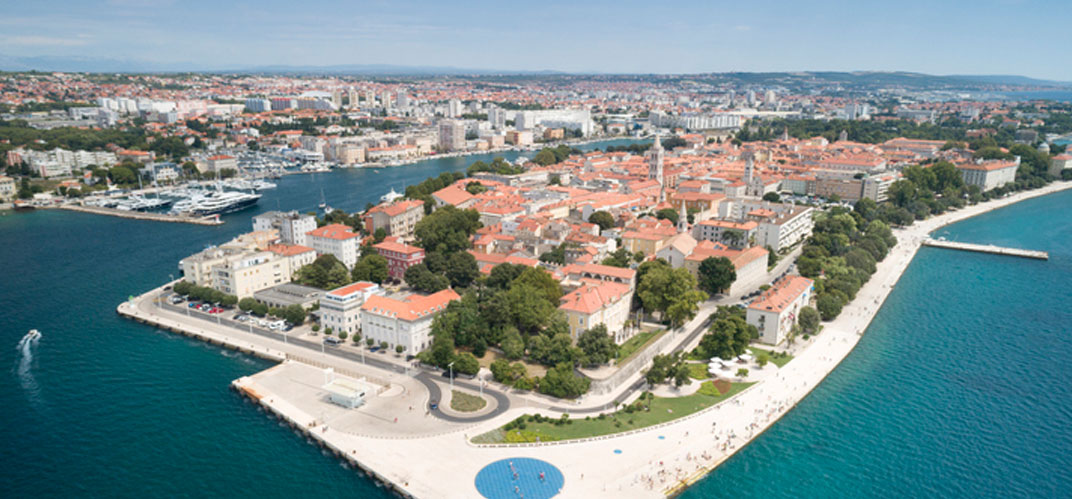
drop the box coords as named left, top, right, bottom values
left=212, top=181, right=1072, bottom=498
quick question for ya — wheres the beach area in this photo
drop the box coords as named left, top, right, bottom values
left=225, top=180, right=1072, bottom=498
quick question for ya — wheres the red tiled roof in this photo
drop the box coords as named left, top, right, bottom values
left=360, top=289, right=460, bottom=321
left=748, top=276, right=813, bottom=314
left=307, top=223, right=359, bottom=240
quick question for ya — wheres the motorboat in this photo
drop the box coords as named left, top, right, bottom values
left=380, top=188, right=404, bottom=203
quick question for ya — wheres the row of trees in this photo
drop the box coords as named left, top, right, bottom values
left=530, top=144, right=580, bottom=166
left=797, top=209, right=897, bottom=321
left=467, top=157, right=524, bottom=176
left=172, top=280, right=237, bottom=307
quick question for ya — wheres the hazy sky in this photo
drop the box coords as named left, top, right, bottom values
left=2, top=0, right=1070, bottom=80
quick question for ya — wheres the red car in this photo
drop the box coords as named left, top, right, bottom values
left=209, top=307, right=224, bottom=314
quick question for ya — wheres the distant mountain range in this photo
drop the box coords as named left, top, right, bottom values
left=0, top=54, right=562, bottom=76
left=0, top=54, right=1069, bottom=88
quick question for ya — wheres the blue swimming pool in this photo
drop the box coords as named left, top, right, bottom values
left=474, top=458, right=564, bottom=499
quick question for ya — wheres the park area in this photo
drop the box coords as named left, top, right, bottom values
left=472, top=380, right=753, bottom=444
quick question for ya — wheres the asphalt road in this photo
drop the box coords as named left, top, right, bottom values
left=154, top=295, right=511, bottom=423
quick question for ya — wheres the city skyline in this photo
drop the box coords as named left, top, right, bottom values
left=2, top=0, right=1071, bottom=81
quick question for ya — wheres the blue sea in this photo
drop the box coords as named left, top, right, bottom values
left=683, top=189, right=1072, bottom=498
left=0, top=139, right=638, bottom=498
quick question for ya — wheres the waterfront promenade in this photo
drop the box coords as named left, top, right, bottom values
left=118, top=181, right=1072, bottom=498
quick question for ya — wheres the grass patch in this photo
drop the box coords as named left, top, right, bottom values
left=686, top=362, right=710, bottom=380
left=748, top=347, right=794, bottom=368
left=473, top=381, right=754, bottom=444
left=616, top=329, right=667, bottom=364
left=450, top=390, right=487, bottom=413
left=476, top=349, right=546, bottom=378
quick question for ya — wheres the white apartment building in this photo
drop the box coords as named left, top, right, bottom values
left=360, top=289, right=460, bottom=354
left=320, top=281, right=381, bottom=336
left=957, top=158, right=1020, bottom=192
left=253, top=211, right=317, bottom=246
left=306, top=223, right=361, bottom=268
left=746, top=276, right=814, bottom=345
left=715, top=201, right=814, bottom=252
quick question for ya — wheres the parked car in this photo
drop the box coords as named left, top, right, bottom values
left=234, top=314, right=247, bottom=321
left=209, top=307, right=223, bottom=314
left=188, top=302, right=200, bottom=308
left=169, top=296, right=184, bottom=304
left=324, top=336, right=342, bottom=345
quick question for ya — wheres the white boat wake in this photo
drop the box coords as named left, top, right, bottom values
left=15, top=330, right=42, bottom=404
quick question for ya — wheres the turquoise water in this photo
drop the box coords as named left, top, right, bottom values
left=0, top=139, right=636, bottom=498
left=683, top=189, right=1072, bottom=498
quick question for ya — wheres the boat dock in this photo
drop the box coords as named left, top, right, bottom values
left=922, top=238, right=1048, bottom=260
left=53, top=204, right=224, bottom=226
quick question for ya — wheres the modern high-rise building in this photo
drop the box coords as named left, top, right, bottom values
left=244, top=98, right=271, bottom=113
left=438, top=119, right=466, bottom=151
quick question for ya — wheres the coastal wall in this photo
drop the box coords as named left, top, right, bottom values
left=231, top=375, right=417, bottom=498
left=116, top=300, right=286, bottom=363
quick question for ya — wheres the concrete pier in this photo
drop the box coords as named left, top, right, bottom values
left=922, top=238, right=1048, bottom=260
left=52, top=204, right=224, bottom=225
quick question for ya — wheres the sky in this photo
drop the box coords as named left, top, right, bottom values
left=1, top=0, right=1070, bottom=81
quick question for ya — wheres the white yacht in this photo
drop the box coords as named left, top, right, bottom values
left=170, top=190, right=260, bottom=216
left=380, top=188, right=404, bottom=203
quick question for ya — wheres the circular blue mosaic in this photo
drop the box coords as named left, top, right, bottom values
left=475, top=457, right=564, bottom=499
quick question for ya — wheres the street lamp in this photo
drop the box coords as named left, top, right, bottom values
left=448, top=361, right=455, bottom=392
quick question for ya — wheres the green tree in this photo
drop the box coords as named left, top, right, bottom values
left=697, top=257, right=736, bottom=295
left=501, top=328, right=525, bottom=360
left=538, top=362, right=590, bottom=398
left=576, top=324, right=618, bottom=366
left=404, top=264, right=450, bottom=293
left=351, top=253, right=389, bottom=284
left=638, top=266, right=708, bottom=327
left=283, top=304, right=307, bottom=325
left=755, top=350, right=770, bottom=368
left=816, top=293, right=844, bottom=321
left=238, top=297, right=257, bottom=312
left=588, top=211, right=616, bottom=231
left=532, top=149, right=558, bottom=166
left=414, top=206, right=482, bottom=254
left=453, top=352, right=481, bottom=375
left=655, top=208, right=679, bottom=225
left=220, top=294, right=238, bottom=307
left=487, top=263, right=526, bottom=289
left=798, top=306, right=820, bottom=334
left=293, top=254, right=351, bottom=289
left=511, top=267, right=562, bottom=304
left=762, top=192, right=781, bottom=202
left=697, top=315, right=756, bottom=360
left=445, top=251, right=480, bottom=288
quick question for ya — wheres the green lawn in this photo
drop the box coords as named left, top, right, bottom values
left=472, top=381, right=754, bottom=444
left=748, top=347, right=794, bottom=368
left=616, top=329, right=667, bottom=364
left=450, top=390, right=487, bottom=412
left=686, top=362, right=711, bottom=380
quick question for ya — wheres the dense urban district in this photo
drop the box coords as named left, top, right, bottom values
left=6, top=70, right=1072, bottom=497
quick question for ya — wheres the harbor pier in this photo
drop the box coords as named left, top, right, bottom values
left=53, top=204, right=225, bottom=225
left=922, top=238, right=1048, bottom=260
